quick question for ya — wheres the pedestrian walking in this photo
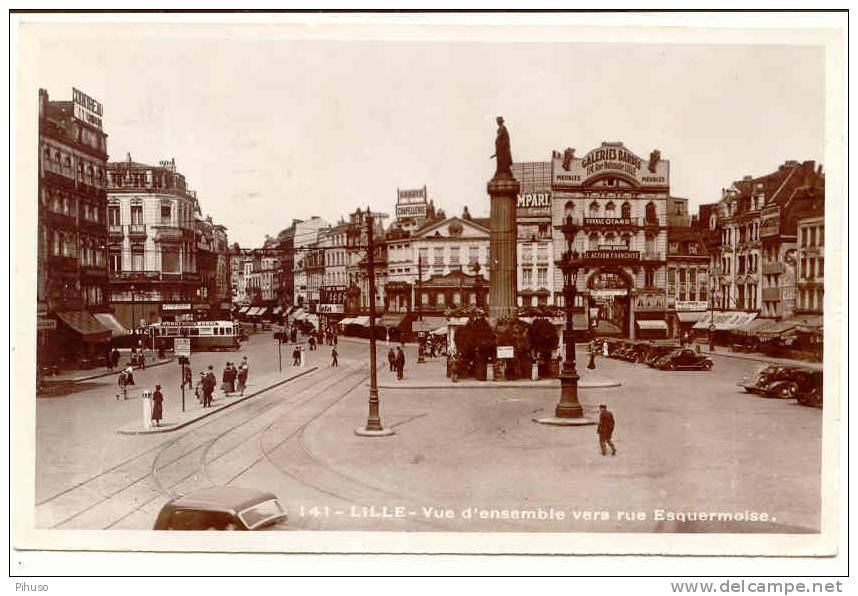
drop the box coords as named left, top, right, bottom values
left=152, top=384, right=164, bottom=427
left=221, top=363, right=232, bottom=395
left=227, top=362, right=237, bottom=394
left=111, top=347, right=121, bottom=370
left=195, top=372, right=205, bottom=404
left=387, top=348, right=396, bottom=372
left=396, top=346, right=405, bottom=380
left=309, top=336, right=316, bottom=351
left=236, top=361, right=248, bottom=396
left=597, top=404, right=617, bottom=456
left=331, top=347, right=338, bottom=367
left=106, top=344, right=114, bottom=371
left=182, top=365, right=193, bottom=390
left=333, top=333, right=338, bottom=346
left=292, top=345, right=301, bottom=366
left=203, top=365, right=216, bottom=407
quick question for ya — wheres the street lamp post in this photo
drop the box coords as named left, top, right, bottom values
left=534, top=216, right=595, bottom=427
left=416, top=254, right=425, bottom=364
left=355, top=208, right=394, bottom=437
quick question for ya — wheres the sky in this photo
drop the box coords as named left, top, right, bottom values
left=21, top=20, right=826, bottom=248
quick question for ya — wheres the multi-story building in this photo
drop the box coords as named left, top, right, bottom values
left=344, top=209, right=387, bottom=313
left=106, top=156, right=200, bottom=327
left=549, top=143, right=670, bottom=338
left=795, top=211, right=824, bottom=316
left=318, top=220, right=350, bottom=331
left=384, top=211, right=491, bottom=321
left=228, top=244, right=253, bottom=306
left=37, top=87, right=112, bottom=365
left=194, top=211, right=230, bottom=320
left=709, top=160, right=819, bottom=317
left=279, top=216, right=328, bottom=309
left=512, top=161, right=554, bottom=308
left=665, top=226, right=709, bottom=338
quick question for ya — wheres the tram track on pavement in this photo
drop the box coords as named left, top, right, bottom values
left=241, top=373, right=454, bottom=532
left=40, top=363, right=360, bottom=529
left=100, top=365, right=369, bottom=529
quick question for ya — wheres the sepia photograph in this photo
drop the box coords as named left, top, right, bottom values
left=9, top=9, right=846, bottom=569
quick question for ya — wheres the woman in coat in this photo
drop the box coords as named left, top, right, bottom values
left=152, top=385, right=164, bottom=427
left=236, top=362, right=248, bottom=396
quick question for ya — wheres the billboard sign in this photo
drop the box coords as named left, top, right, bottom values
left=553, top=143, right=669, bottom=188
left=174, top=337, right=191, bottom=358
left=72, top=88, right=104, bottom=130
left=516, top=192, right=551, bottom=217
left=396, top=186, right=428, bottom=220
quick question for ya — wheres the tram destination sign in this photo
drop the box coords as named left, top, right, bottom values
left=585, top=249, right=640, bottom=261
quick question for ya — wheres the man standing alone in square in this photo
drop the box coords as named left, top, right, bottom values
left=597, top=404, right=617, bottom=456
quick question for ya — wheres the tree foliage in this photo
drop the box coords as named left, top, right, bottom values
left=495, top=317, right=532, bottom=379
left=527, top=317, right=559, bottom=360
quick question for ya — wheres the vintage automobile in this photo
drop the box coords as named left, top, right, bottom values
left=762, top=367, right=822, bottom=402
left=739, top=365, right=799, bottom=395
left=643, top=344, right=680, bottom=367
left=794, top=369, right=823, bottom=408
left=153, top=487, right=288, bottom=531
left=651, top=348, right=713, bottom=371
left=613, top=341, right=638, bottom=362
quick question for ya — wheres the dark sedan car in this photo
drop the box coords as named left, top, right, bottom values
left=763, top=367, right=822, bottom=402
left=652, top=348, right=713, bottom=371
left=739, top=365, right=798, bottom=395
left=154, top=487, right=288, bottom=531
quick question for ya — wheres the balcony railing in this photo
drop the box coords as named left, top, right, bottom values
left=762, top=287, right=782, bottom=302
left=761, top=262, right=783, bottom=275
left=108, top=224, right=123, bottom=238
left=641, top=251, right=665, bottom=262
left=81, top=264, right=108, bottom=277
left=128, top=223, right=147, bottom=238
left=110, top=270, right=200, bottom=283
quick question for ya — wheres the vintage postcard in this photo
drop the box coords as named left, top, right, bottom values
left=10, top=10, right=847, bottom=565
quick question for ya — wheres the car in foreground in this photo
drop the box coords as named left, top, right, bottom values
left=651, top=348, right=713, bottom=371
left=739, top=365, right=798, bottom=395
left=762, top=367, right=822, bottom=402
left=153, top=486, right=288, bottom=531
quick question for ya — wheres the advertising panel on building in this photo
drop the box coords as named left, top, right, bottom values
left=396, top=186, right=428, bottom=220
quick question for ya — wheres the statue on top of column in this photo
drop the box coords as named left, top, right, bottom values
left=491, top=116, right=513, bottom=177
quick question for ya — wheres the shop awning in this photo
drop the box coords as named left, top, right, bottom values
left=94, top=313, right=130, bottom=337
left=758, top=319, right=800, bottom=337
left=412, top=316, right=446, bottom=333
left=693, top=311, right=757, bottom=331
left=239, top=306, right=251, bottom=314
left=430, top=325, right=449, bottom=336
left=636, top=320, right=669, bottom=330
left=351, top=316, right=370, bottom=327
left=792, top=315, right=823, bottom=333
left=447, top=317, right=470, bottom=326
left=55, top=311, right=111, bottom=343
left=676, top=311, right=706, bottom=324
left=291, top=309, right=307, bottom=321
left=734, top=317, right=774, bottom=335
left=272, top=306, right=283, bottom=315
left=377, top=314, right=405, bottom=328
left=338, top=317, right=356, bottom=326
left=256, top=307, right=269, bottom=318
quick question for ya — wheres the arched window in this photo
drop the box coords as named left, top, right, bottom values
left=588, top=233, right=599, bottom=251
left=605, top=201, right=616, bottom=218
left=563, top=201, right=574, bottom=220
left=588, top=201, right=599, bottom=217
left=621, top=202, right=631, bottom=219
left=645, top=202, right=657, bottom=224
left=644, top=232, right=656, bottom=255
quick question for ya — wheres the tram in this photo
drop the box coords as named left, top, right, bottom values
left=148, top=320, right=241, bottom=351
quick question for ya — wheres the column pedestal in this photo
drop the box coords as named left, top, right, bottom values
left=487, top=173, right=520, bottom=322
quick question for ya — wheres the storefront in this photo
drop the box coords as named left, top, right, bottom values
left=551, top=142, right=671, bottom=339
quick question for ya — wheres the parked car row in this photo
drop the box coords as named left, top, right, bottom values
left=740, top=365, right=823, bottom=408
left=599, top=339, right=713, bottom=371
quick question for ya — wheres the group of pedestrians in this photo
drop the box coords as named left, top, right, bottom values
left=188, top=356, right=249, bottom=409
left=387, top=346, right=406, bottom=380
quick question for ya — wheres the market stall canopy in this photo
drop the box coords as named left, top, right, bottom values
left=693, top=311, right=757, bottom=331
left=676, top=311, right=706, bottom=324
left=350, top=316, right=370, bottom=327
left=94, top=313, right=130, bottom=337
left=412, top=316, right=446, bottom=333
left=792, top=315, right=823, bottom=333
left=377, top=314, right=405, bottom=328
left=291, top=309, right=307, bottom=321
left=636, top=320, right=668, bottom=331
left=55, top=311, right=111, bottom=343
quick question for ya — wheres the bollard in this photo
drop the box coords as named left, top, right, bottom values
left=141, top=390, right=153, bottom=430
left=531, top=361, right=539, bottom=381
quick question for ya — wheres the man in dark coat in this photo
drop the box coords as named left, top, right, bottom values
left=202, top=365, right=216, bottom=408
left=395, top=346, right=405, bottom=380
left=597, top=404, right=617, bottom=456
left=331, top=347, right=338, bottom=367
left=387, top=348, right=396, bottom=372
left=152, top=384, right=164, bottom=427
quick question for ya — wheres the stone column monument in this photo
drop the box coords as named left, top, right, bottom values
left=487, top=116, right=519, bottom=322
